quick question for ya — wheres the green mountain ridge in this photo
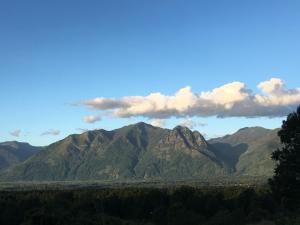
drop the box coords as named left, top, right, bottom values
left=208, top=127, right=281, bottom=176
left=0, top=123, right=280, bottom=181
left=0, top=141, right=43, bottom=170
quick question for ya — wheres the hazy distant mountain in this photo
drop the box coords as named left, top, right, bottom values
left=209, top=127, right=281, bottom=176
left=0, top=123, right=281, bottom=181
left=0, top=141, right=42, bottom=170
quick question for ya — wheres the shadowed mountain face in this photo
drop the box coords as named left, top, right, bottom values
left=0, top=123, right=280, bottom=181
left=209, top=127, right=281, bottom=176
left=0, top=142, right=43, bottom=170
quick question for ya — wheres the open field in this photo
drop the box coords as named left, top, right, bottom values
left=0, top=176, right=270, bottom=191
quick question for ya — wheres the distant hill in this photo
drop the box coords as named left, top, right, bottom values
left=209, top=127, right=281, bottom=177
left=0, top=123, right=281, bottom=181
left=0, top=141, right=43, bottom=170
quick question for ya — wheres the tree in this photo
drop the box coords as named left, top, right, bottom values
left=269, top=106, right=300, bottom=209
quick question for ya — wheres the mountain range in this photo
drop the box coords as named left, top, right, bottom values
left=0, top=122, right=281, bottom=181
left=0, top=141, right=43, bottom=170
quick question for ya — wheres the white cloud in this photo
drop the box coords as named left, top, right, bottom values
left=257, top=78, right=284, bottom=94
left=255, top=78, right=300, bottom=107
left=200, top=82, right=250, bottom=109
left=83, top=98, right=127, bottom=110
left=150, top=119, right=167, bottom=127
left=79, top=78, right=300, bottom=118
left=41, top=129, right=60, bottom=136
left=179, top=118, right=207, bottom=129
left=10, top=129, right=21, bottom=137
left=83, top=115, right=101, bottom=124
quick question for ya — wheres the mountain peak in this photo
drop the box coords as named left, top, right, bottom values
left=120, top=122, right=154, bottom=131
left=174, top=125, right=188, bottom=129
left=0, top=141, right=42, bottom=170
left=162, top=125, right=208, bottom=150
left=134, top=122, right=153, bottom=128
left=173, top=125, right=192, bottom=133
left=236, top=126, right=269, bottom=133
left=0, top=141, right=31, bottom=149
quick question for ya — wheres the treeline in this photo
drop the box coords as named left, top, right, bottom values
left=0, top=186, right=299, bottom=225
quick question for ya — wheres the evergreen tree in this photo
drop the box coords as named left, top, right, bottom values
left=269, top=106, right=300, bottom=209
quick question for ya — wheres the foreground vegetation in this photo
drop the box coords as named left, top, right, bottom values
left=0, top=186, right=299, bottom=225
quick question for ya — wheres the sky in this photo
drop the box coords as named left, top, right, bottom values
left=1, top=0, right=300, bottom=146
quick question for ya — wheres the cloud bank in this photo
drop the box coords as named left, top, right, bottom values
left=80, top=78, right=300, bottom=119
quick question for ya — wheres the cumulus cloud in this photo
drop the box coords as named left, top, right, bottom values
left=41, top=129, right=60, bottom=136
left=79, top=78, right=300, bottom=118
left=257, top=78, right=284, bottom=94
left=179, top=118, right=207, bottom=129
left=255, top=78, right=300, bottom=107
left=83, top=115, right=101, bottom=124
left=10, top=129, right=21, bottom=137
left=150, top=119, right=167, bottom=127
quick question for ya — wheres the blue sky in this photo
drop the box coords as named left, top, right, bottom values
left=1, top=0, right=300, bottom=146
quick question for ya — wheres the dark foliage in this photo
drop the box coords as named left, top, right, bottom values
left=269, top=106, right=300, bottom=209
left=0, top=186, right=294, bottom=225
